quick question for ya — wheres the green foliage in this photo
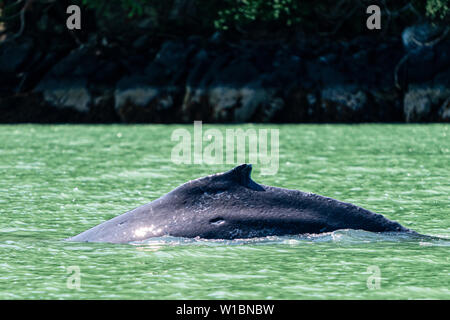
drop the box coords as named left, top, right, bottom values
left=213, top=0, right=302, bottom=30
left=0, top=0, right=448, bottom=34
left=425, top=0, right=450, bottom=19
left=211, top=0, right=450, bottom=31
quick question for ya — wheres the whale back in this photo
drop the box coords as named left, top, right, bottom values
left=68, top=164, right=410, bottom=243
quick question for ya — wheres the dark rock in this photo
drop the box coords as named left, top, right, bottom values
left=0, top=38, right=35, bottom=92
left=439, top=97, right=450, bottom=122
left=34, top=78, right=91, bottom=113
left=49, top=47, right=98, bottom=77
left=194, top=53, right=233, bottom=87
left=318, top=86, right=370, bottom=122
left=209, top=32, right=223, bottom=45
left=266, top=50, right=302, bottom=89
left=0, top=92, right=86, bottom=123
left=399, top=23, right=450, bottom=86
left=114, top=75, right=181, bottom=122
left=207, top=83, right=283, bottom=122
left=42, top=45, right=122, bottom=85
left=211, top=57, right=260, bottom=87
left=369, top=90, right=403, bottom=122
left=138, top=18, right=156, bottom=30
left=372, top=42, right=403, bottom=89
left=154, top=41, right=190, bottom=68
left=1, top=16, right=449, bottom=123
left=144, top=40, right=197, bottom=85
left=318, top=53, right=337, bottom=64
left=0, top=38, right=34, bottom=74
left=402, top=23, right=446, bottom=51
left=404, top=85, right=450, bottom=122
left=181, top=47, right=287, bottom=122
left=122, top=55, right=149, bottom=74
left=115, top=76, right=160, bottom=108
left=186, top=49, right=212, bottom=87
left=271, top=87, right=314, bottom=123
left=132, top=35, right=151, bottom=50
left=405, top=47, right=440, bottom=84
left=305, top=61, right=347, bottom=88
left=89, top=90, right=120, bottom=123
left=169, top=0, right=198, bottom=22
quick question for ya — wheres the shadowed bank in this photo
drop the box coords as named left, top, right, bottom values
left=0, top=0, right=449, bottom=123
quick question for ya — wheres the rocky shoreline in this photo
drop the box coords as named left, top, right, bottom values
left=0, top=10, right=449, bottom=123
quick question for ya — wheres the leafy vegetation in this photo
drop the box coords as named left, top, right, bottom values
left=72, top=0, right=450, bottom=22
left=425, top=0, right=450, bottom=19
left=0, top=0, right=448, bottom=36
left=213, top=0, right=303, bottom=30
left=212, top=0, right=449, bottom=31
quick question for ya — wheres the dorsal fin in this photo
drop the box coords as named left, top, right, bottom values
left=230, top=164, right=265, bottom=191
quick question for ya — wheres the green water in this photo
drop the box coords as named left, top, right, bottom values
left=0, top=124, right=449, bottom=299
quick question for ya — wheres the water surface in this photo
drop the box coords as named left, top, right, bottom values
left=0, top=124, right=448, bottom=299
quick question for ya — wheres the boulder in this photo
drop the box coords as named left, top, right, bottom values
left=207, top=85, right=283, bottom=122
left=114, top=75, right=180, bottom=122
left=44, top=46, right=121, bottom=84
left=0, top=92, right=86, bottom=123
left=400, top=23, right=450, bottom=85
left=319, top=86, right=369, bottom=122
left=438, top=97, right=450, bottom=122
left=34, top=78, right=91, bottom=113
left=404, top=85, right=450, bottom=122
left=402, top=23, right=447, bottom=51
left=0, top=37, right=34, bottom=74
left=0, top=38, right=34, bottom=91
left=144, top=40, right=197, bottom=86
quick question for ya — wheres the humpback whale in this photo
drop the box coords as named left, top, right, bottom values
left=68, top=164, right=414, bottom=243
